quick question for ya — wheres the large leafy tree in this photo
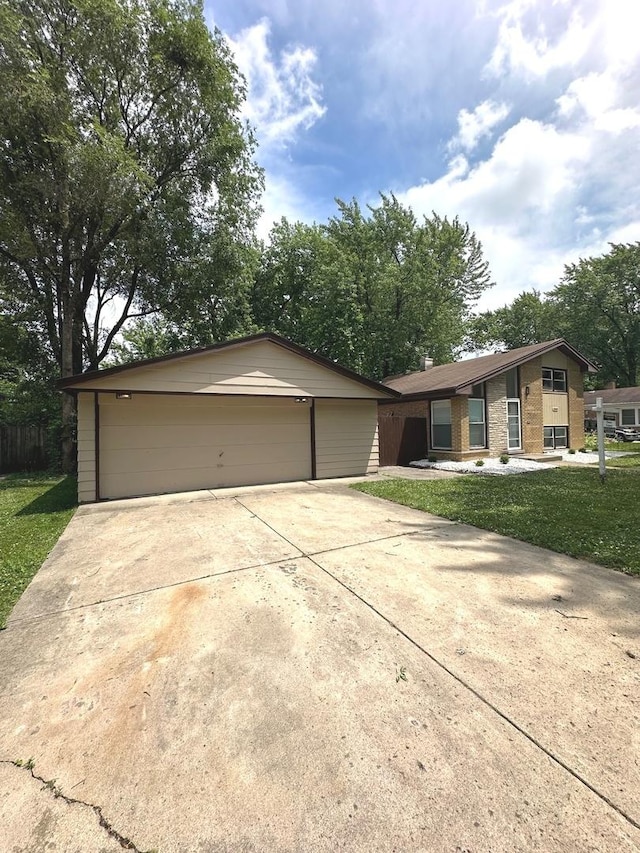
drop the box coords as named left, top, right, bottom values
left=550, top=243, right=640, bottom=387
left=0, top=0, right=261, bottom=469
left=467, top=289, right=559, bottom=352
left=253, top=195, right=493, bottom=379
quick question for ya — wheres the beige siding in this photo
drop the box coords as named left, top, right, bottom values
left=315, top=400, right=378, bottom=478
left=77, top=393, right=96, bottom=503
left=71, top=340, right=383, bottom=399
left=543, top=393, right=569, bottom=425
left=98, top=394, right=312, bottom=499
left=542, top=350, right=569, bottom=369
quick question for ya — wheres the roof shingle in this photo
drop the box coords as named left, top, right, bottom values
left=384, top=339, right=595, bottom=398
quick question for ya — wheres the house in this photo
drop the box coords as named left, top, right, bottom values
left=379, top=339, right=596, bottom=462
left=583, top=386, right=640, bottom=435
left=58, top=333, right=399, bottom=503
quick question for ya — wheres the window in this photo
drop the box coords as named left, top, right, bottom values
left=544, top=426, right=568, bottom=449
left=621, top=409, right=636, bottom=425
left=505, top=368, right=519, bottom=399
left=431, top=400, right=452, bottom=449
left=470, top=382, right=485, bottom=398
left=468, top=398, right=486, bottom=448
left=542, top=367, right=567, bottom=392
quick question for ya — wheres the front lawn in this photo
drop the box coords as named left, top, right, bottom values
left=0, top=473, right=77, bottom=627
left=600, top=453, right=640, bottom=468
left=353, top=467, right=640, bottom=575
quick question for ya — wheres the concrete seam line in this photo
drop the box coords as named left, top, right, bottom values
left=234, top=500, right=640, bottom=834
left=308, top=557, right=640, bottom=834
left=0, top=759, right=154, bottom=852
left=3, top=554, right=305, bottom=629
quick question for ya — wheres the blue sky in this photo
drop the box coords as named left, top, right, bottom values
left=206, top=0, right=640, bottom=311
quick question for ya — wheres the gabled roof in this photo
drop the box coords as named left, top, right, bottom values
left=584, top=387, right=640, bottom=406
left=57, top=332, right=400, bottom=399
left=384, top=339, right=596, bottom=399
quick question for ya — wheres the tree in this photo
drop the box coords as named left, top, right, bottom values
left=550, top=243, right=640, bottom=387
left=467, top=290, right=559, bottom=352
left=252, top=195, right=493, bottom=379
left=0, top=0, right=262, bottom=469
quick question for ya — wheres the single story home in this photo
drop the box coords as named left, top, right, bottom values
left=583, top=387, right=640, bottom=433
left=58, top=333, right=399, bottom=503
left=379, top=339, right=596, bottom=461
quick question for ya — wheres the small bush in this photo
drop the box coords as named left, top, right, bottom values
left=499, top=454, right=509, bottom=465
left=475, top=459, right=485, bottom=467
left=578, top=447, right=586, bottom=453
left=427, top=455, right=438, bottom=463
left=568, top=448, right=576, bottom=454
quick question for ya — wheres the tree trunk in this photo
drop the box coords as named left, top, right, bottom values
left=60, top=305, right=77, bottom=474
left=60, top=391, right=77, bottom=475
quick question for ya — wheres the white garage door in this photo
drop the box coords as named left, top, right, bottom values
left=98, top=394, right=312, bottom=499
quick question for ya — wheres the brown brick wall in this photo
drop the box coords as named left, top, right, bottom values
left=520, top=356, right=544, bottom=453
left=567, top=362, right=585, bottom=449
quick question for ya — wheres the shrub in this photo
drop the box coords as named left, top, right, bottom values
left=475, top=459, right=485, bottom=467
left=427, top=455, right=438, bottom=463
left=499, top=454, right=509, bottom=464
left=568, top=448, right=576, bottom=454
left=578, top=447, right=586, bottom=453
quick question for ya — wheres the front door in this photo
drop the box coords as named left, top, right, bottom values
left=507, top=400, right=521, bottom=451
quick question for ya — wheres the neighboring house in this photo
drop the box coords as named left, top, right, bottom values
left=58, top=333, right=399, bottom=503
left=380, top=339, right=596, bottom=462
left=583, top=387, right=640, bottom=434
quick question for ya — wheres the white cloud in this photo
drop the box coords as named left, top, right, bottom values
left=449, top=100, right=511, bottom=152
left=226, top=18, right=325, bottom=150
left=557, top=72, right=640, bottom=133
left=485, top=1, right=593, bottom=79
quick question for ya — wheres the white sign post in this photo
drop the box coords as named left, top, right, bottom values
left=595, top=396, right=606, bottom=483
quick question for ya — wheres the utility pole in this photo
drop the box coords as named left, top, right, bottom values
left=595, top=396, right=606, bottom=483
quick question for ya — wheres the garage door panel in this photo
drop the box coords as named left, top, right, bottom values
left=104, top=439, right=310, bottom=476
left=101, top=422, right=307, bottom=452
left=99, top=395, right=311, bottom=499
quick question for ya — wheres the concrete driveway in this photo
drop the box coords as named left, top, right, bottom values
left=1, top=479, right=639, bottom=852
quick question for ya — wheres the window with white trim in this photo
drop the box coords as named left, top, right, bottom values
left=544, top=426, right=568, bottom=449
left=542, top=367, right=567, bottom=392
left=621, top=409, right=636, bottom=425
left=431, top=400, right=452, bottom=449
left=468, top=398, right=486, bottom=448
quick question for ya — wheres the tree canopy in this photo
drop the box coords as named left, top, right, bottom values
left=252, top=195, right=493, bottom=380
left=0, top=0, right=262, bottom=467
left=467, top=242, right=640, bottom=388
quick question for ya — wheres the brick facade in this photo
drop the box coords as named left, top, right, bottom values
left=567, top=361, right=585, bottom=449
left=519, top=356, right=544, bottom=454
left=379, top=348, right=586, bottom=460
left=486, top=376, right=508, bottom=454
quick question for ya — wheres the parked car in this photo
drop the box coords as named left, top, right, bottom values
left=614, top=426, right=640, bottom=442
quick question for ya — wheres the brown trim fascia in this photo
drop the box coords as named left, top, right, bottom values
left=57, top=388, right=396, bottom=401
left=55, top=332, right=401, bottom=399
left=94, top=392, right=100, bottom=502
left=310, top=399, right=317, bottom=480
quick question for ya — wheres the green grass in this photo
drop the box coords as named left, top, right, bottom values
left=601, top=453, right=640, bottom=468
left=0, top=473, right=77, bottom=627
left=353, top=467, right=640, bottom=575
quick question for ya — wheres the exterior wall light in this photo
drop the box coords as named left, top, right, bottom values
left=525, top=385, right=530, bottom=396
left=294, top=397, right=308, bottom=403
left=116, top=392, right=132, bottom=400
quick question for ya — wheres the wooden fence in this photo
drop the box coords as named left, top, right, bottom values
left=378, top=416, right=427, bottom=466
left=0, top=424, right=49, bottom=473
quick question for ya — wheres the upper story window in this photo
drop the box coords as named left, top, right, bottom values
left=505, top=367, right=519, bottom=399
left=542, top=367, right=567, bottom=392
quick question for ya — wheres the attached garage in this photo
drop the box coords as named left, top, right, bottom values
left=60, top=333, right=398, bottom=502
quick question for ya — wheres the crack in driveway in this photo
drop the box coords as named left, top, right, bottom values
left=1, top=759, right=155, bottom=852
